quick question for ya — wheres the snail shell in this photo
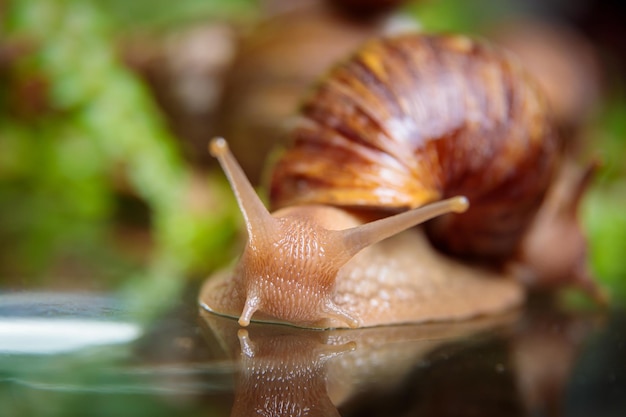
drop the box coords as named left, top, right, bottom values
left=270, top=33, right=558, bottom=260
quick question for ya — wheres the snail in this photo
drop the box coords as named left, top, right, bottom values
left=489, top=19, right=602, bottom=137
left=200, top=33, right=580, bottom=329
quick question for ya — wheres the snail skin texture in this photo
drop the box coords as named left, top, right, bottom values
left=200, top=33, right=560, bottom=329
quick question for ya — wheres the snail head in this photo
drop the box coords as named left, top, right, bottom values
left=210, top=138, right=469, bottom=328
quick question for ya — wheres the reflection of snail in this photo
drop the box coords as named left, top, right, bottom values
left=200, top=310, right=517, bottom=417
left=232, top=329, right=350, bottom=417
left=200, top=33, right=599, bottom=329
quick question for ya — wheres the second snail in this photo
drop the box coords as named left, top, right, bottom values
left=200, top=32, right=602, bottom=329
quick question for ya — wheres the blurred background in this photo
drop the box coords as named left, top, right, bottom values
left=1, top=0, right=625, bottom=315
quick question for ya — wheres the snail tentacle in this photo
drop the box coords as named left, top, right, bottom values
left=340, top=196, right=470, bottom=256
left=210, top=137, right=277, bottom=241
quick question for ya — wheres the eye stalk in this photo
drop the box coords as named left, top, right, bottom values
left=210, top=137, right=469, bottom=328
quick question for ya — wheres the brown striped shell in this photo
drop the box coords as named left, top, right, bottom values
left=269, top=33, right=559, bottom=260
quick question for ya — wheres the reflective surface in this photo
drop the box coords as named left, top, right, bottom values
left=1, top=291, right=625, bottom=417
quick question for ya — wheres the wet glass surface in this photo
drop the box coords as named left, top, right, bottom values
left=0, top=290, right=624, bottom=417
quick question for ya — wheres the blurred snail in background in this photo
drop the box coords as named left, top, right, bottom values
left=489, top=18, right=602, bottom=138
left=488, top=19, right=605, bottom=297
left=200, top=32, right=603, bottom=329
left=218, top=0, right=415, bottom=184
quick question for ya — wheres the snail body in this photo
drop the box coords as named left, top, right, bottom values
left=200, top=33, right=563, bottom=329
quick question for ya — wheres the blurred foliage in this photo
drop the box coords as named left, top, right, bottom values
left=101, top=0, right=256, bottom=30
left=408, top=0, right=516, bottom=34
left=584, top=185, right=626, bottom=303
left=0, top=0, right=255, bottom=315
left=582, top=93, right=626, bottom=304
left=591, top=92, right=626, bottom=182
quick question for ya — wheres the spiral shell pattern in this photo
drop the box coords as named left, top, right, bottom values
left=270, top=34, right=558, bottom=259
